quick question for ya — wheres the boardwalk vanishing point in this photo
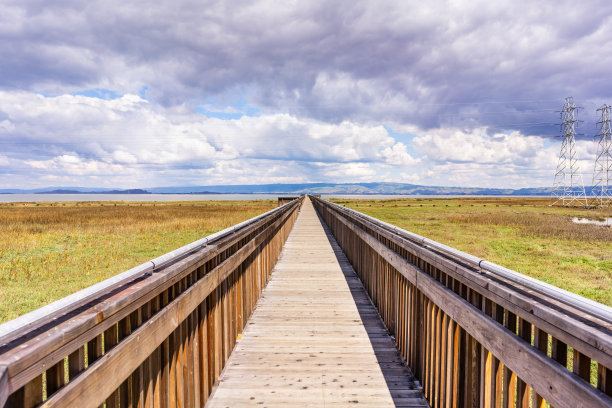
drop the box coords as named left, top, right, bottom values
left=206, top=197, right=428, bottom=407
left=0, top=195, right=610, bottom=408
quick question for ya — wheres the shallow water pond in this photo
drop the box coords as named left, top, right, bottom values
left=572, top=217, right=612, bottom=226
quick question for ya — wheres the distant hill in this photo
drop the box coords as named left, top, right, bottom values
left=149, top=182, right=553, bottom=195
left=4, top=188, right=152, bottom=194
left=0, top=183, right=558, bottom=195
left=106, top=189, right=151, bottom=194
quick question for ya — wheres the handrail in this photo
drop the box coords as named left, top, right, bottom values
left=320, top=199, right=612, bottom=324
left=311, top=195, right=612, bottom=408
left=0, top=200, right=296, bottom=347
left=0, top=196, right=303, bottom=408
left=317, top=199, right=612, bottom=363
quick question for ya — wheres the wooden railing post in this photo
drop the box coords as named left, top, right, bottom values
left=0, top=198, right=303, bottom=408
left=309, top=196, right=612, bottom=408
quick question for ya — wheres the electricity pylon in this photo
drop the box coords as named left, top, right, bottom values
left=551, top=97, right=588, bottom=207
left=591, top=104, right=612, bottom=207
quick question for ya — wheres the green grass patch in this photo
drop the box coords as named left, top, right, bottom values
left=335, top=197, right=612, bottom=306
left=0, top=200, right=276, bottom=323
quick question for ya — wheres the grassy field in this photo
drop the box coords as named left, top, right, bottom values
left=1, top=197, right=610, bottom=325
left=332, top=197, right=612, bottom=306
left=0, top=200, right=276, bottom=323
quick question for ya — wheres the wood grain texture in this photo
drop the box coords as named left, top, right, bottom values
left=206, top=197, right=428, bottom=408
left=311, top=196, right=612, bottom=408
left=26, top=201, right=301, bottom=408
left=0, top=366, right=8, bottom=408
left=0, top=201, right=300, bottom=402
left=319, top=200, right=612, bottom=370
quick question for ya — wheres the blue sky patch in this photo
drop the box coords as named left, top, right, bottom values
left=72, top=89, right=122, bottom=100
left=197, top=95, right=261, bottom=119
left=384, top=125, right=422, bottom=158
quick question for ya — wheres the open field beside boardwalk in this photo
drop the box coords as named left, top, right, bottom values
left=0, top=200, right=276, bottom=323
left=332, top=197, right=612, bottom=307
left=1, top=196, right=610, bottom=325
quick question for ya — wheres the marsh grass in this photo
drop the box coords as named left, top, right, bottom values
left=0, top=200, right=275, bottom=323
left=334, top=197, right=612, bottom=306
left=446, top=212, right=612, bottom=242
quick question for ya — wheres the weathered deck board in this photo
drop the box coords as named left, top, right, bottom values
left=206, top=197, right=428, bottom=407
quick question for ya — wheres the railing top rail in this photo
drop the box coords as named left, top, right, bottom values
left=311, top=196, right=612, bottom=324
left=0, top=198, right=301, bottom=347
left=310, top=195, right=612, bottom=407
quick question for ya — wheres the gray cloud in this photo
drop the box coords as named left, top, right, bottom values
left=0, top=1, right=609, bottom=189
left=2, top=0, right=612, bottom=136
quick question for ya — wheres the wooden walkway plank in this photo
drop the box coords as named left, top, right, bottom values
left=205, top=197, right=428, bottom=407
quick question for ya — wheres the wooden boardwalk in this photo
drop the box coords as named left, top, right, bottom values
left=206, top=197, right=428, bottom=407
left=3, top=196, right=608, bottom=408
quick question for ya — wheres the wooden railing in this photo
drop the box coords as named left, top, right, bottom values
left=311, top=196, right=612, bottom=408
left=0, top=197, right=303, bottom=408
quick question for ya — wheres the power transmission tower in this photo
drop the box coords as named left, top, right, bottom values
left=551, top=97, right=588, bottom=206
left=591, top=104, right=612, bottom=207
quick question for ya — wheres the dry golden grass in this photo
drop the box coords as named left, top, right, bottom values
left=446, top=212, right=612, bottom=242
left=0, top=200, right=275, bottom=323
left=2, top=196, right=610, bottom=323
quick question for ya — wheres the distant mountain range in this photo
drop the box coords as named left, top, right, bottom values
left=36, top=189, right=153, bottom=195
left=0, top=182, right=559, bottom=195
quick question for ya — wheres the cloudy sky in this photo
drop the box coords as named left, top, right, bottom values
left=1, top=0, right=611, bottom=189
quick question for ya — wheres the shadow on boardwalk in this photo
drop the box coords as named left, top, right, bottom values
left=318, top=211, right=429, bottom=408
